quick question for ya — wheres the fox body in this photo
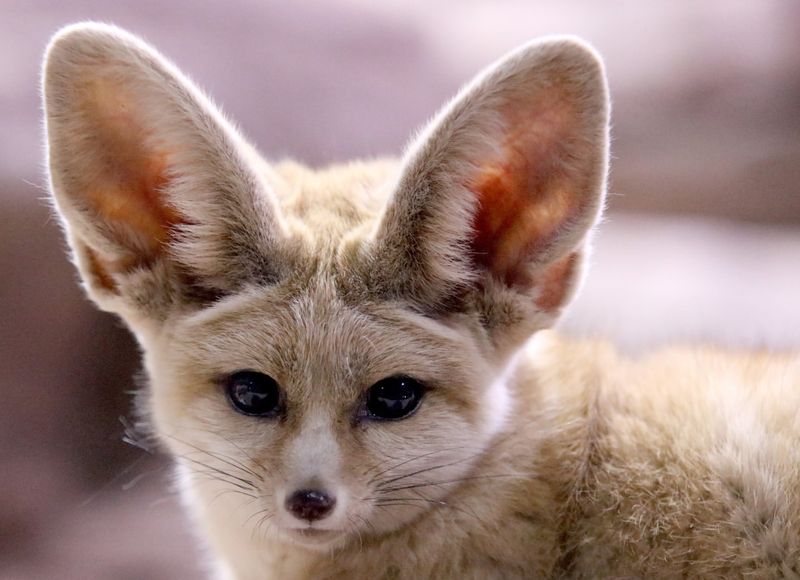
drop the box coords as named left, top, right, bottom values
left=43, top=24, right=800, bottom=579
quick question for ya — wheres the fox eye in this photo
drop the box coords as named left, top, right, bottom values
left=225, top=371, right=283, bottom=417
left=364, top=376, right=426, bottom=420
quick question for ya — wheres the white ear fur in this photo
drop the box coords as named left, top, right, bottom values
left=369, top=37, right=609, bottom=341
left=43, top=22, right=288, bottom=319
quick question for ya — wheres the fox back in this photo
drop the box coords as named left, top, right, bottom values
left=43, top=23, right=800, bottom=579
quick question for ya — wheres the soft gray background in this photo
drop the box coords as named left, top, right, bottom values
left=2, top=1, right=799, bottom=578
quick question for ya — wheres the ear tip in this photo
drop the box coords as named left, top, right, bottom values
left=517, top=35, right=606, bottom=78
left=539, top=35, right=604, bottom=59
left=46, top=21, right=128, bottom=56
left=42, top=22, right=165, bottom=118
left=512, top=36, right=610, bottom=116
left=43, top=22, right=146, bottom=79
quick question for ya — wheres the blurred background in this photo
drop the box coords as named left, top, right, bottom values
left=2, top=1, right=799, bottom=578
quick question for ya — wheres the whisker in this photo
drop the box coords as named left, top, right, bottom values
left=176, top=454, right=259, bottom=491
left=381, top=472, right=531, bottom=494
left=212, top=432, right=273, bottom=478
left=190, top=468, right=257, bottom=494
left=255, top=511, right=275, bottom=540
left=178, top=426, right=272, bottom=479
left=246, top=507, right=277, bottom=543
left=372, top=501, right=428, bottom=512
left=376, top=450, right=486, bottom=490
left=163, top=433, right=265, bottom=482
left=183, top=459, right=257, bottom=490
left=374, top=496, right=483, bottom=522
left=244, top=506, right=273, bottom=528
left=119, top=415, right=157, bottom=453
left=366, top=445, right=483, bottom=484
left=348, top=514, right=366, bottom=554
left=78, top=453, right=154, bottom=508
left=353, top=513, right=374, bottom=532
left=209, top=486, right=259, bottom=504
left=372, top=496, right=449, bottom=507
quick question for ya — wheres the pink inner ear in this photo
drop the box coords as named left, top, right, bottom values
left=79, top=79, right=184, bottom=272
left=84, top=153, right=177, bottom=248
left=532, top=251, right=579, bottom=311
left=470, top=89, right=584, bottom=288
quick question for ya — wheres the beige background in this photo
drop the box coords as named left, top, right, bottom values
left=1, top=1, right=799, bottom=578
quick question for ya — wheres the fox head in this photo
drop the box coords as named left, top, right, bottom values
left=43, top=24, right=608, bottom=551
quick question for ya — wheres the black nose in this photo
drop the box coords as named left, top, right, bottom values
left=285, top=489, right=336, bottom=522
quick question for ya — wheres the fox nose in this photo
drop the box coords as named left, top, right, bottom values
left=285, top=489, right=336, bottom=522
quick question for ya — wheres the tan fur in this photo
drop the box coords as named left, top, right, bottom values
left=43, top=23, right=800, bottom=579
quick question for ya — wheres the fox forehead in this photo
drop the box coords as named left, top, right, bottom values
left=160, top=275, right=489, bottom=413
left=270, top=159, right=399, bottom=241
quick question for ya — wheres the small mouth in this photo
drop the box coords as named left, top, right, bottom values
left=284, top=527, right=342, bottom=545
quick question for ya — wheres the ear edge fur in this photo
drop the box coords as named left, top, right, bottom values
left=370, top=36, right=609, bottom=321
left=469, top=36, right=610, bottom=268
left=43, top=23, right=289, bottom=318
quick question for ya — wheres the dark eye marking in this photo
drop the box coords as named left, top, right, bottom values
left=362, top=375, right=426, bottom=421
left=224, top=370, right=283, bottom=418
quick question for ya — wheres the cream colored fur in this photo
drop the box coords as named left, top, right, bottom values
left=43, top=23, right=800, bottom=579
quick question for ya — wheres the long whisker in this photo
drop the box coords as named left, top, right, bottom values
left=254, top=511, right=275, bottom=541
left=178, top=426, right=272, bottom=479
left=209, top=486, right=259, bottom=504
left=381, top=472, right=531, bottom=494
left=175, top=453, right=259, bottom=491
left=375, top=449, right=486, bottom=490
left=242, top=508, right=275, bottom=539
left=212, top=432, right=272, bottom=478
left=366, top=445, right=483, bottom=484
left=374, top=495, right=484, bottom=522
left=163, top=433, right=264, bottom=482
left=348, top=514, right=367, bottom=555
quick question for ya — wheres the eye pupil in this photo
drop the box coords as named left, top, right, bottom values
left=225, top=371, right=282, bottom=417
left=365, top=376, right=425, bottom=420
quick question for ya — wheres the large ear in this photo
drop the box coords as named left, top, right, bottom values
left=43, top=23, right=289, bottom=322
left=368, top=37, right=609, bottom=347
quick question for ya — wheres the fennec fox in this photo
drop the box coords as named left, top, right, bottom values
left=43, top=23, right=799, bottom=579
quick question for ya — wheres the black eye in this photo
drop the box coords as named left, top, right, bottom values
left=225, top=371, right=283, bottom=417
left=364, top=376, right=426, bottom=420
